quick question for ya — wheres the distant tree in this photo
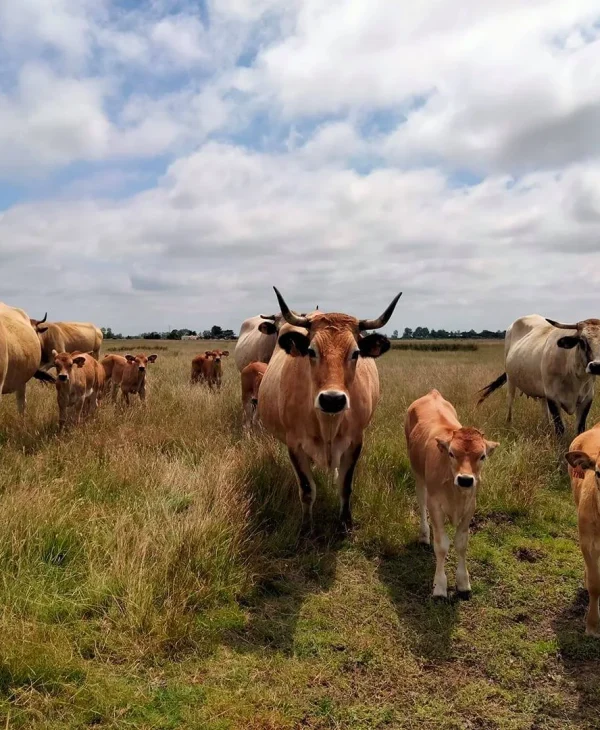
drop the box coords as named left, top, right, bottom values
left=413, top=326, right=430, bottom=339
left=202, top=330, right=212, bottom=339
left=391, top=329, right=399, bottom=340
left=101, top=327, right=116, bottom=339
left=211, top=325, right=223, bottom=338
left=142, top=332, right=162, bottom=340
left=402, top=327, right=413, bottom=339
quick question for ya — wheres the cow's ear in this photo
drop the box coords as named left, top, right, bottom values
left=73, top=356, right=86, bottom=368
left=125, top=354, right=136, bottom=362
left=557, top=336, right=579, bottom=349
left=359, top=334, right=390, bottom=358
left=436, top=437, right=450, bottom=454
left=258, top=321, right=277, bottom=335
left=485, top=440, right=500, bottom=457
left=148, top=354, right=158, bottom=363
left=52, top=349, right=59, bottom=358
left=37, top=326, right=48, bottom=333
left=278, top=331, right=310, bottom=357
left=222, top=351, right=229, bottom=357
left=565, top=450, right=595, bottom=471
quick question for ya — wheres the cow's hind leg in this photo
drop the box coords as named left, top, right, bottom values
left=576, top=397, right=593, bottom=435
left=415, top=477, right=430, bottom=545
left=288, top=448, right=317, bottom=535
left=337, top=443, right=362, bottom=532
left=547, top=399, right=565, bottom=437
left=506, top=378, right=516, bottom=424
left=15, top=385, right=26, bottom=417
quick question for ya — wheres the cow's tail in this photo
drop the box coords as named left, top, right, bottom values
left=477, top=372, right=507, bottom=405
left=33, top=369, right=56, bottom=385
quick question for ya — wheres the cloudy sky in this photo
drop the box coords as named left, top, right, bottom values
left=1, top=0, right=600, bottom=335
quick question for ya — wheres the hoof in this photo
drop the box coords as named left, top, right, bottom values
left=585, top=626, right=600, bottom=638
left=456, top=590, right=472, bottom=601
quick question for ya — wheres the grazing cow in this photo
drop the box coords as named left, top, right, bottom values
left=30, top=315, right=103, bottom=369
left=53, top=350, right=105, bottom=429
left=241, top=361, right=268, bottom=429
left=258, top=289, right=400, bottom=531
left=478, top=315, right=600, bottom=435
left=0, top=302, right=55, bottom=415
left=405, top=389, right=499, bottom=598
left=101, top=353, right=157, bottom=404
left=565, top=423, right=600, bottom=637
left=234, top=308, right=317, bottom=372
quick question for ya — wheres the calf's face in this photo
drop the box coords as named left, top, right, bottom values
left=436, top=427, right=499, bottom=488
left=52, top=350, right=86, bottom=383
left=125, top=354, right=158, bottom=372
left=565, top=451, right=600, bottom=487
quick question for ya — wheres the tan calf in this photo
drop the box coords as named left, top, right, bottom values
left=102, top=353, right=157, bottom=404
left=565, top=423, right=600, bottom=636
left=53, top=350, right=105, bottom=429
left=405, top=389, right=499, bottom=598
left=241, top=361, right=267, bottom=429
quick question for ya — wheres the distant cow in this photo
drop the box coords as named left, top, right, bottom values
left=478, top=315, right=600, bottom=435
left=30, top=315, right=103, bottom=369
left=405, top=389, right=499, bottom=598
left=234, top=308, right=317, bottom=372
left=101, top=353, right=157, bottom=404
left=53, top=350, right=105, bottom=429
left=0, top=302, right=55, bottom=415
left=191, top=351, right=224, bottom=389
left=565, top=423, right=600, bottom=637
left=258, top=289, right=399, bottom=531
left=241, top=361, right=267, bottom=429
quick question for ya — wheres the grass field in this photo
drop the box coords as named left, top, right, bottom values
left=0, top=339, right=599, bottom=729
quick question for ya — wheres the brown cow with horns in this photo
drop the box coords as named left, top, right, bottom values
left=258, top=288, right=401, bottom=532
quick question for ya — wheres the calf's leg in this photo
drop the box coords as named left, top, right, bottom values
left=455, top=514, right=473, bottom=596
left=430, top=505, right=450, bottom=598
left=583, top=549, right=600, bottom=637
left=415, top=477, right=430, bottom=545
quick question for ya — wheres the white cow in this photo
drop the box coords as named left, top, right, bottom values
left=478, top=315, right=600, bottom=435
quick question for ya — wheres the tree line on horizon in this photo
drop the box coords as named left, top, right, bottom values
left=101, top=325, right=506, bottom=341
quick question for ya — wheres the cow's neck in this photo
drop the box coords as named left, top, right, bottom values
left=316, top=412, right=345, bottom=469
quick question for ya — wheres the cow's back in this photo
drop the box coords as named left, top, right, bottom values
left=405, top=390, right=460, bottom=481
left=40, top=322, right=101, bottom=363
left=504, top=315, right=552, bottom=399
left=0, top=303, right=42, bottom=394
left=234, top=316, right=277, bottom=372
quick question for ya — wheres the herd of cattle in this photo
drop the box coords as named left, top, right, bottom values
left=2, top=292, right=600, bottom=635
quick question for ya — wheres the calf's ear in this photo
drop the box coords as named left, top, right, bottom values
left=557, top=336, right=579, bottom=349
left=485, top=440, right=500, bottom=456
left=222, top=351, right=229, bottom=357
left=148, top=354, right=158, bottom=363
left=278, top=331, right=310, bottom=357
left=125, top=354, right=136, bottom=362
left=359, top=334, right=391, bottom=358
left=565, top=450, right=595, bottom=471
left=73, top=356, right=86, bottom=368
left=52, top=349, right=59, bottom=358
left=258, top=321, right=277, bottom=335
left=436, top=437, right=450, bottom=454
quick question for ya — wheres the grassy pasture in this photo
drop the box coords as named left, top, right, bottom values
left=0, top=339, right=599, bottom=729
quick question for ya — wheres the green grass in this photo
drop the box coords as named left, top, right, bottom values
left=0, top=338, right=599, bottom=728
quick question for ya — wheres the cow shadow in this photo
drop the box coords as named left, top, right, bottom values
left=378, top=540, right=461, bottom=661
left=552, top=587, right=600, bottom=724
left=224, top=452, right=344, bottom=657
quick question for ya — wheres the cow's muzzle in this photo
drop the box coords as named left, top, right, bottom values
left=139, top=366, right=146, bottom=372
left=317, top=390, right=349, bottom=414
left=58, top=374, right=68, bottom=382
left=586, top=361, right=600, bottom=375
left=456, top=474, right=475, bottom=488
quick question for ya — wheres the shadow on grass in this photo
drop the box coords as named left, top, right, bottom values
left=378, top=541, right=461, bottom=661
left=553, top=587, right=600, bottom=723
left=225, top=447, right=344, bottom=656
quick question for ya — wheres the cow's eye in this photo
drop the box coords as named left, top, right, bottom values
left=307, top=348, right=317, bottom=359
left=351, top=350, right=360, bottom=360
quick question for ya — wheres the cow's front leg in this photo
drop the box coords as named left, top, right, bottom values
left=576, top=396, right=593, bottom=435
left=455, top=512, right=474, bottom=598
left=337, top=443, right=362, bottom=531
left=288, top=447, right=317, bottom=534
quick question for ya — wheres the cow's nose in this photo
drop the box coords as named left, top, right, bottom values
left=139, top=366, right=145, bottom=372
left=586, top=361, right=600, bottom=375
left=318, top=391, right=348, bottom=414
left=251, top=397, right=258, bottom=406
left=456, top=474, right=475, bottom=488
left=58, top=374, right=68, bottom=382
